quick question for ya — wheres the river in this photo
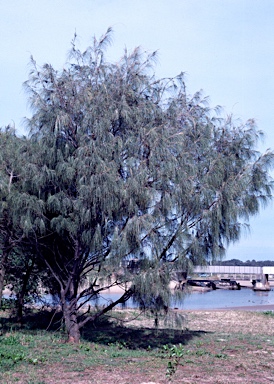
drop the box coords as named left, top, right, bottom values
left=94, top=287, right=274, bottom=311
left=38, top=286, right=274, bottom=311
left=176, top=288, right=274, bottom=310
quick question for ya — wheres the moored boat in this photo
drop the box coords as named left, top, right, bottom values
left=252, top=279, right=271, bottom=291
left=215, top=279, right=241, bottom=290
left=186, top=279, right=216, bottom=291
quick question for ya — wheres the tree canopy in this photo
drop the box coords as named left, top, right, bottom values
left=1, top=29, right=273, bottom=342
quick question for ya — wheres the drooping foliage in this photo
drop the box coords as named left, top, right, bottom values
left=0, top=128, right=46, bottom=317
left=0, top=29, right=273, bottom=341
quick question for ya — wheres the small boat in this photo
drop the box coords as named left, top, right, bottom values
left=252, top=279, right=271, bottom=291
left=186, top=279, right=216, bottom=291
left=215, top=279, right=241, bottom=290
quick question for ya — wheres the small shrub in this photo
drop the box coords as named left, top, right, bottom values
left=262, top=310, right=274, bottom=317
left=163, top=343, right=185, bottom=380
left=0, top=298, right=16, bottom=311
left=1, top=334, right=20, bottom=346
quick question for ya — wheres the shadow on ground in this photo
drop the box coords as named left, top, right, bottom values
left=82, top=324, right=206, bottom=349
left=0, top=309, right=207, bottom=350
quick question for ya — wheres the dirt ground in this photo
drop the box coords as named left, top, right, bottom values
left=82, top=310, right=274, bottom=384
left=3, top=308, right=274, bottom=384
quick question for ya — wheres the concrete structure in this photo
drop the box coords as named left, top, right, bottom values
left=193, top=265, right=274, bottom=280
left=262, top=266, right=274, bottom=275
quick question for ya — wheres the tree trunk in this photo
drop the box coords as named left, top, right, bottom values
left=66, top=315, right=81, bottom=343
left=61, top=289, right=81, bottom=343
left=16, top=296, right=24, bottom=325
left=60, top=284, right=133, bottom=343
left=63, top=306, right=81, bottom=343
left=0, top=250, right=9, bottom=307
left=16, top=259, right=34, bottom=324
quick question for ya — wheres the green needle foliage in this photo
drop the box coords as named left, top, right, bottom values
left=0, top=129, right=38, bottom=307
left=0, top=29, right=273, bottom=342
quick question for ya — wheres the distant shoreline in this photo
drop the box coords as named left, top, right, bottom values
left=181, top=304, right=274, bottom=312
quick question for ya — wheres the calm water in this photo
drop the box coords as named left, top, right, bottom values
left=38, top=287, right=274, bottom=310
left=95, top=288, right=274, bottom=310
left=178, top=288, right=274, bottom=310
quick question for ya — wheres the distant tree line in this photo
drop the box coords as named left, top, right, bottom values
left=213, top=259, right=274, bottom=267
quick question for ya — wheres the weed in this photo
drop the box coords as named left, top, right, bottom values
left=2, top=334, right=20, bottom=345
left=195, top=340, right=204, bottom=347
left=79, top=343, right=92, bottom=352
left=195, top=348, right=209, bottom=356
left=262, top=310, right=274, bottom=317
left=26, top=381, right=46, bottom=384
left=163, top=343, right=185, bottom=380
left=108, top=340, right=128, bottom=349
left=214, top=352, right=228, bottom=359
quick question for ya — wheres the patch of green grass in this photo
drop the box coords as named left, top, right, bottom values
left=262, top=310, right=274, bottom=317
left=26, top=381, right=47, bottom=384
left=0, top=332, right=46, bottom=372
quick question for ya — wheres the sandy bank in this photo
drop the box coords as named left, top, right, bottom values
left=182, top=304, right=274, bottom=312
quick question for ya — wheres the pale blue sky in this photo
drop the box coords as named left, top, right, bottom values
left=1, top=0, right=274, bottom=261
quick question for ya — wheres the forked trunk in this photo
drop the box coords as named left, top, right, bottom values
left=60, top=284, right=133, bottom=343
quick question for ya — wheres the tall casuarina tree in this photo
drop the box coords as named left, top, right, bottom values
left=21, top=29, right=273, bottom=342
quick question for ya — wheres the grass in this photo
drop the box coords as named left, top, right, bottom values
left=0, top=309, right=274, bottom=383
